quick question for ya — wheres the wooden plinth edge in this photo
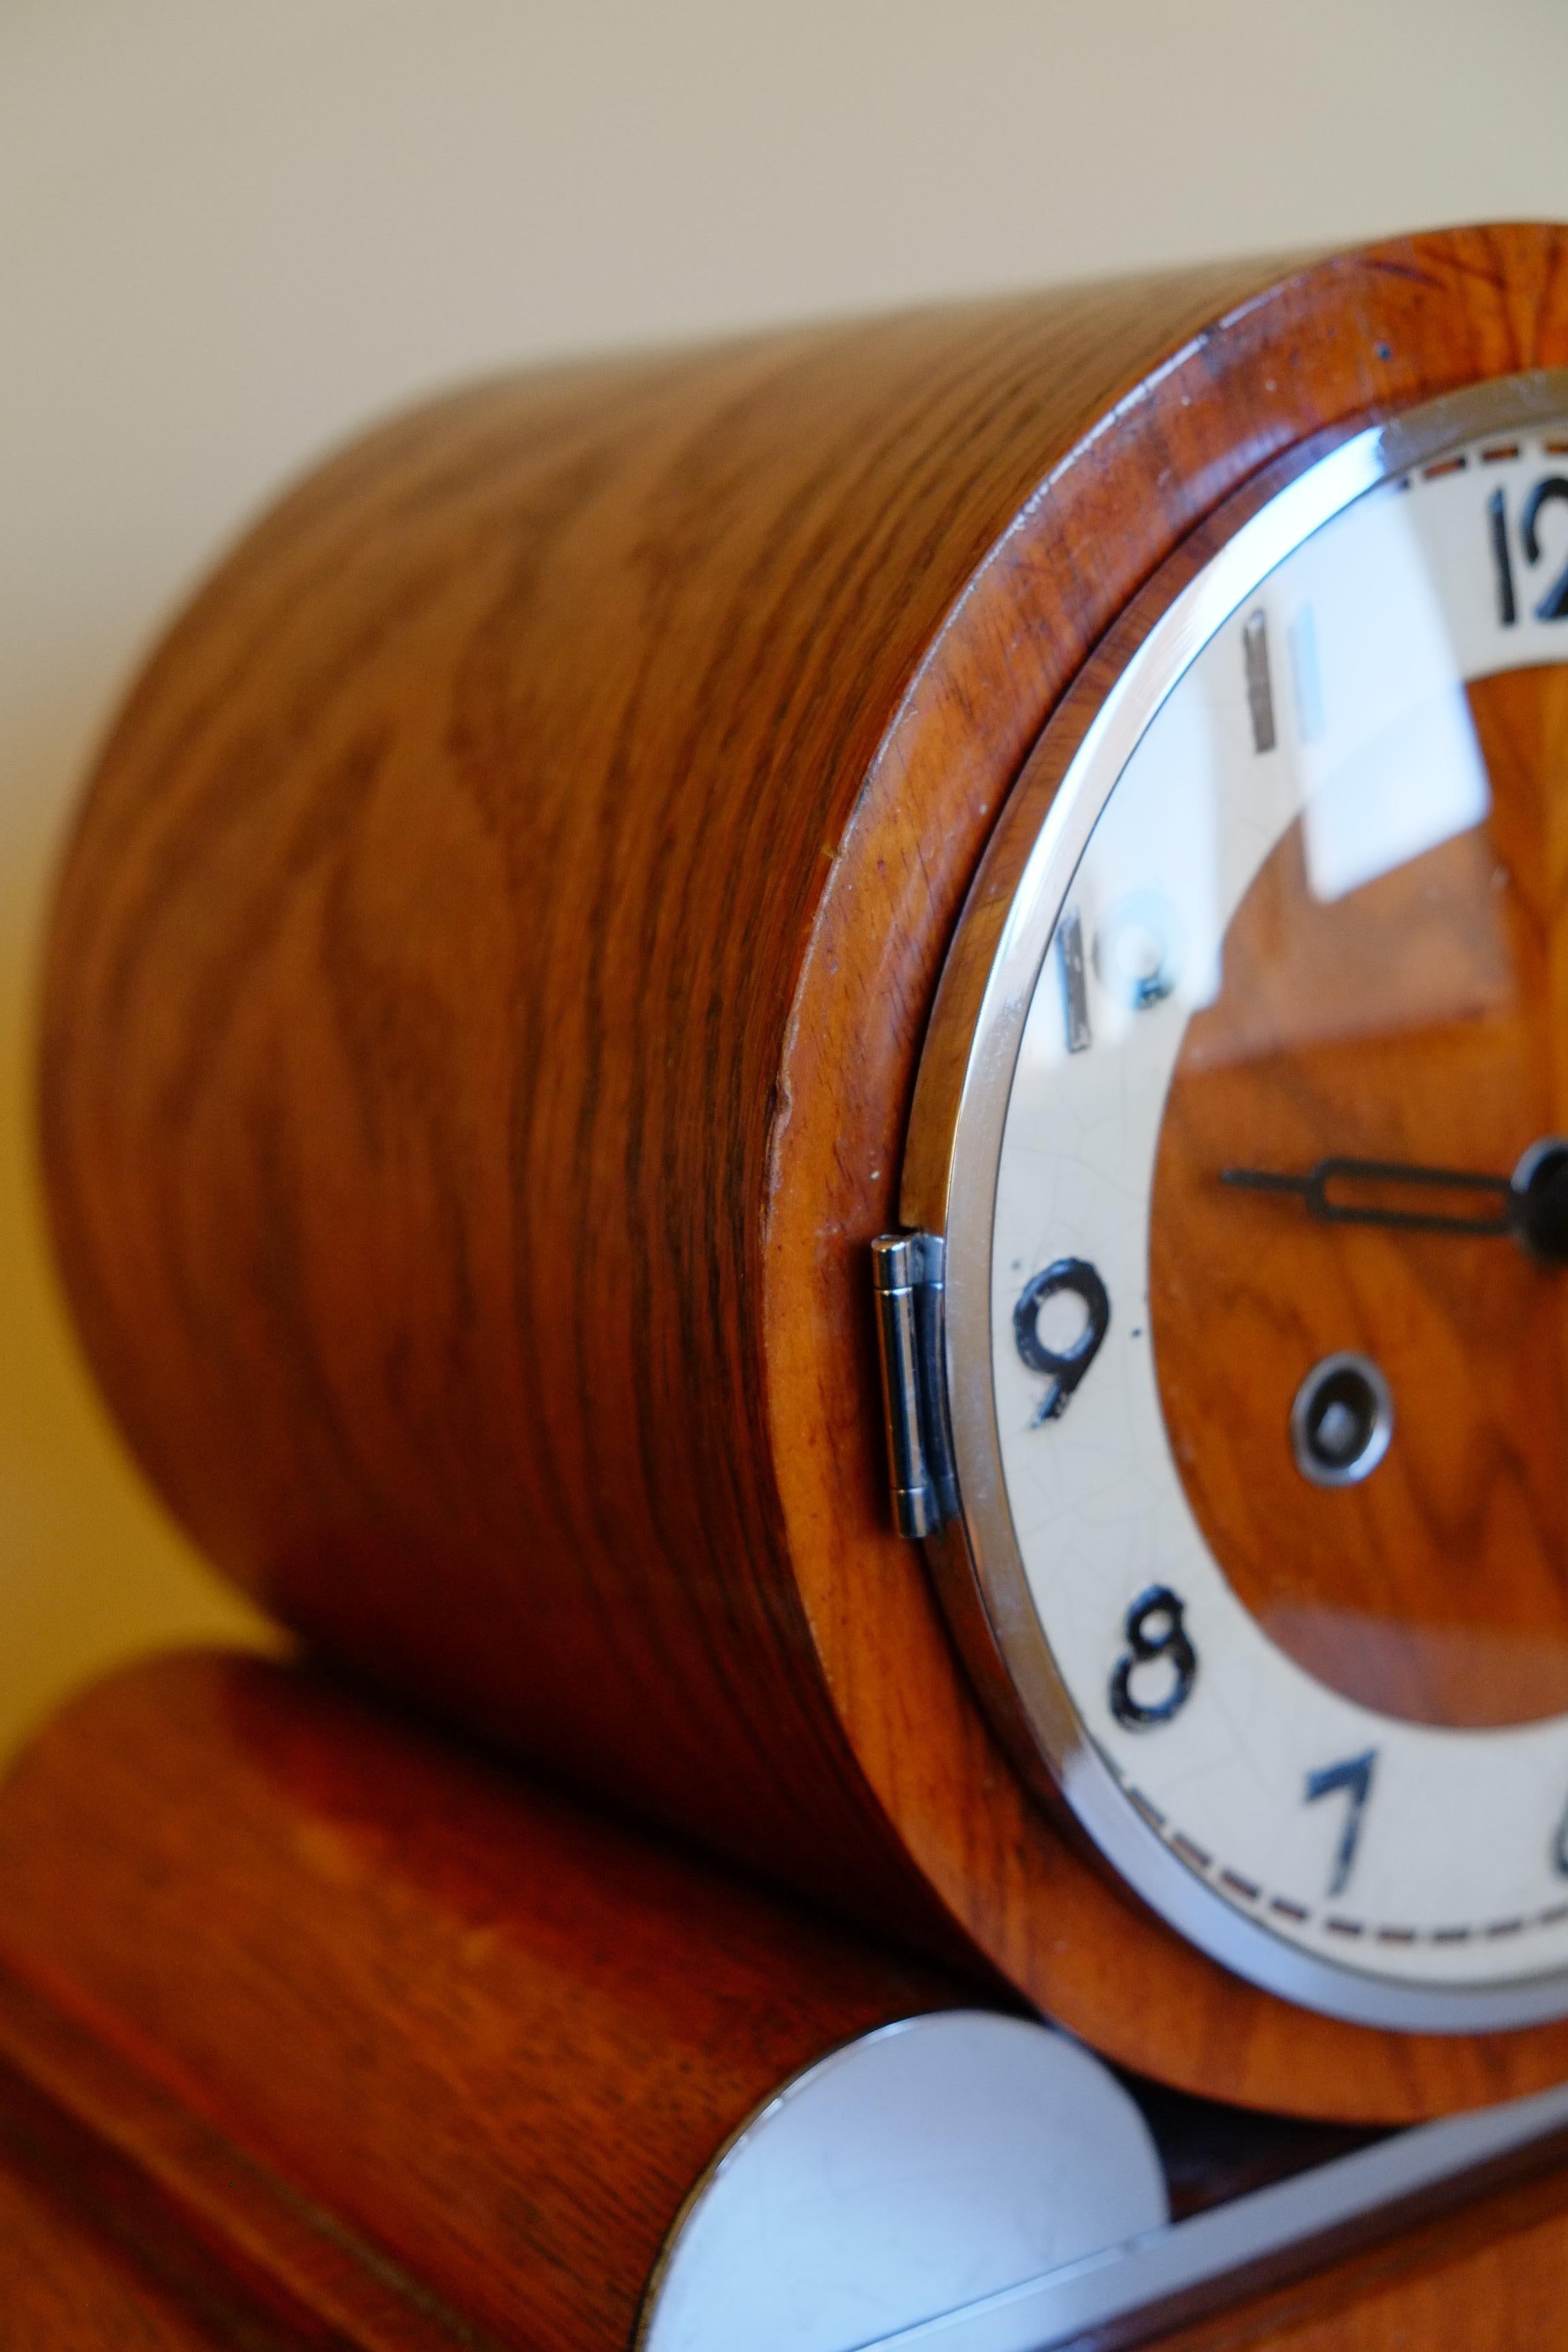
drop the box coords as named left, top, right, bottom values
left=0, top=1650, right=975, bottom=2352
left=5, top=1653, right=1568, bottom=2349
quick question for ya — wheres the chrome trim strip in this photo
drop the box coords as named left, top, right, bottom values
left=858, top=2074, right=1568, bottom=2352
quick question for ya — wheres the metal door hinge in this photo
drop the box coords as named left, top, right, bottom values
left=870, top=1232, right=959, bottom=1538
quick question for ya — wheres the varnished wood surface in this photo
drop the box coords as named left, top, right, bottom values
left=0, top=1652, right=968, bottom=2352
left=0, top=2155, right=251, bottom=2352
left=1154, top=665, right=1568, bottom=1728
left=0, top=2039, right=339, bottom=2351
left=6, top=1649, right=1568, bottom=2349
left=39, top=223, right=1568, bottom=2117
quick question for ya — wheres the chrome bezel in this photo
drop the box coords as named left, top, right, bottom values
left=902, top=370, right=1568, bottom=2033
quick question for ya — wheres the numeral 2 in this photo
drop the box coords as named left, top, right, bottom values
left=1551, top=1789, right=1568, bottom=1879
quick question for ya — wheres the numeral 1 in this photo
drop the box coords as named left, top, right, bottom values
left=1243, top=608, right=1276, bottom=753
left=1056, top=907, right=1092, bottom=1053
left=1551, top=1788, right=1568, bottom=1879
left=1488, top=487, right=1517, bottom=627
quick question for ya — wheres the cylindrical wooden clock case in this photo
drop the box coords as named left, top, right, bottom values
left=40, top=220, right=1568, bottom=2124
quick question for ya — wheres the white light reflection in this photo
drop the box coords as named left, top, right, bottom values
left=1290, top=487, right=1490, bottom=904
left=1077, top=680, right=1224, bottom=1045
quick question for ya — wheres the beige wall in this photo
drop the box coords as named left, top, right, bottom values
left=4, top=0, right=1565, bottom=1761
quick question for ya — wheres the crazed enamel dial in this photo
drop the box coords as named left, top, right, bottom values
left=925, top=377, right=1568, bottom=2029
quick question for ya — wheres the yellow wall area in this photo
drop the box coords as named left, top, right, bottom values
left=4, top=0, right=1567, bottom=1761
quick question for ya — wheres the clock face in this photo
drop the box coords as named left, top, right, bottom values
left=934, top=378, right=1568, bottom=2027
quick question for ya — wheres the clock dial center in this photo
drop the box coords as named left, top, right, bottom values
left=1152, top=664, right=1568, bottom=1730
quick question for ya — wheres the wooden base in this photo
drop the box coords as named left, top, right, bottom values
left=3, top=1650, right=1568, bottom=2349
left=7, top=2108, right=1568, bottom=2352
left=0, top=1652, right=970, bottom=2351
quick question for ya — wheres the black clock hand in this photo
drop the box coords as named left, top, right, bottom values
left=1220, top=1141, right=1568, bottom=1263
left=1220, top=1156, right=1513, bottom=1233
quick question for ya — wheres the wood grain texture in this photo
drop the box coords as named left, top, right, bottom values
left=38, top=223, right=1568, bottom=2117
left=0, top=1652, right=968, bottom=2352
left=7, top=1650, right=1568, bottom=2351
left=0, top=2038, right=350, bottom=2351
left=1153, top=666, right=1568, bottom=1729
left=0, top=2159, right=253, bottom=2352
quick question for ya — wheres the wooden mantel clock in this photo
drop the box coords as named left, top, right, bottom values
left=25, top=225, right=1568, bottom=2299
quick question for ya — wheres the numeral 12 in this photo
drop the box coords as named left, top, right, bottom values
left=1490, top=476, right=1568, bottom=625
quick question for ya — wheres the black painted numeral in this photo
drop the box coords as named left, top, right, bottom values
left=1013, top=1257, right=1109, bottom=1425
left=1488, top=487, right=1517, bottom=626
left=1522, top=477, right=1568, bottom=621
left=1304, top=1748, right=1377, bottom=1899
left=1109, top=1586, right=1197, bottom=1730
left=1490, top=475, right=1568, bottom=626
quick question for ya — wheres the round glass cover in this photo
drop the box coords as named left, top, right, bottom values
left=944, top=378, right=1568, bottom=2027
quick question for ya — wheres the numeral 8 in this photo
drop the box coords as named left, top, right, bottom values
left=1109, top=1586, right=1198, bottom=1729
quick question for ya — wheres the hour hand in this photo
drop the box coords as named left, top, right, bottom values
left=1220, top=1143, right=1568, bottom=1261
left=1220, top=1156, right=1514, bottom=1237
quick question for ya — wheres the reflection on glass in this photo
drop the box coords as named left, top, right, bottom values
left=992, top=416, right=1568, bottom=1974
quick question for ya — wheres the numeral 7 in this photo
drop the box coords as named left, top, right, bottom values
left=1304, top=1748, right=1377, bottom=1900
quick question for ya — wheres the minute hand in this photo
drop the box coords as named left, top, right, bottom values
left=1220, top=1156, right=1518, bottom=1237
